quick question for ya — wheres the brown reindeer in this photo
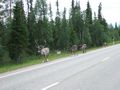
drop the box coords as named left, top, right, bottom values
left=37, top=45, right=50, bottom=62
left=103, top=42, right=107, bottom=47
left=35, top=40, right=50, bottom=62
left=81, top=44, right=87, bottom=53
left=70, top=45, right=78, bottom=55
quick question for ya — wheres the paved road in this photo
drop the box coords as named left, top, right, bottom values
left=0, top=44, right=120, bottom=90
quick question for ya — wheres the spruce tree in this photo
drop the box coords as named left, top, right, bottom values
left=98, top=3, right=109, bottom=44
left=48, top=3, right=54, bottom=49
left=86, top=1, right=92, bottom=25
left=58, top=8, right=70, bottom=50
left=27, top=0, right=36, bottom=54
left=74, top=1, right=83, bottom=44
left=8, top=1, right=28, bottom=63
left=98, top=3, right=102, bottom=22
left=85, top=1, right=93, bottom=46
left=0, top=21, right=4, bottom=63
left=54, top=0, right=61, bottom=49
left=27, top=10, right=36, bottom=54
left=35, top=0, right=51, bottom=48
left=69, top=0, right=79, bottom=46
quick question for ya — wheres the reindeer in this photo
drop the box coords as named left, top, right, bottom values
left=103, top=42, right=107, bottom=47
left=81, top=44, right=87, bottom=53
left=70, top=45, right=78, bottom=55
left=35, top=40, right=50, bottom=62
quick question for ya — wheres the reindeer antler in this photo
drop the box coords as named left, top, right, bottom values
left=35, top=40, right=39, bottom=48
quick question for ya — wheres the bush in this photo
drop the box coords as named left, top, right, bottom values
left=0, top=45, right=5, bottom=64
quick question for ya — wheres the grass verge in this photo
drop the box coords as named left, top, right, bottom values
left=0, top=51, right=71, bottom=73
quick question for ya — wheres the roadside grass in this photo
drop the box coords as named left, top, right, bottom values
left=0, top=42, right=119, bottom=73
left=0, top=51, right=71, bottom=73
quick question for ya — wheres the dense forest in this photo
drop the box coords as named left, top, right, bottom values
left=0, top=0, right=120, bottom=64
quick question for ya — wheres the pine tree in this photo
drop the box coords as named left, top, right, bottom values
left=98, top=3, right=102, bottom=23
left=27, top=10, right=36, bottom=54
left=71, top=0, right=75, bottom=27
left=92, top=20, right=109, bottom=46
left=69, top=25, right=78, bottom=46
left=0, top=0, right=14, bottom=20
left=83, top=26, right=92, bottom=46
left=69, top=0, right=80, bottom=46
left=35, top=0, right=47, bottom=20
left=35, top=0, right=51, bottom=48
left=58, top=8, right=70, bottom=50
left=54, top=0, right=61, bottom=49
left=48, top=3, right=54, bottom=49
left=86, top=1, right=92, bottom=25
left=98, top=3, right=110, bottom=44
left=0, top=21, right=5, bottom=63
left=27, top=0, right=36, bottom=54
left=84, top=1, right=93, bottom=46
left=74, top=1, right=83, bottom=44
left=8, top=1, right=28, bottom=63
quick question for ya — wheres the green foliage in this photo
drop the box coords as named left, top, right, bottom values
left=48, top=4, right=54, bottom=49
left=35, top=0, right=47, bottom=20
left=0, top=45, right=4, bottom=63
left=57, top=8, right=70, bottom=50
left=91, top=21, right=107, bottom=46
left=83, top=27, right=92, bottom=46
left=27, top=10, right=36, bottom=54
left=34, top=0, right=53, bottom=49
left=85, top=1, right=93, bottom=46
left=0, top=22, right=3, bottom=42
left=69, top=1, right=83, bottom=45
left=0, top=0, right=120, bottom=66
left=0, top=21, right=4, bottom=63
left=8, top=1, right=28, bottom=63
left=74, top=2, right=82, bottom=42
left=86, top=1, right=92, bottom=24
left=69, top=28, right=79, bottom=46
left=54, top=0, right=62, bottom=49
left=98, top=3, right=102, bottom=22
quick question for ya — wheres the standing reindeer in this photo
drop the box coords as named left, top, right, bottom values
left=103, top=42, right=107, bottom=47
left=35, top=40, right=50, bottom=62
left=81, top=44, right=87, bottom=53
left=70, top=45, right=78, bottom=55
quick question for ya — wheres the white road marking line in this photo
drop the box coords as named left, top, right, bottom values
left=0, top=67, right=40, bottom=79
left=102, top=57, right=110, bottom=62
left=41, top=82, right=60, bottom=90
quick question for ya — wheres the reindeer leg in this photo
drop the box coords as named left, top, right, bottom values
left=42, top=55, right=45, bottom=63
left=45, top=55, right=48, bottom=62
left=45, top=56, right=47, bottom=62
left=43, top=55, right=45, bottom=63
left=74, top=51, right=75, bottom=56
left=83, top=49, right=84, bottom=53
left=71, top=51, right=73, bottom=56
left=72, top=51, right=74, bottom=56
left=47, top=58, right=48, bottom=62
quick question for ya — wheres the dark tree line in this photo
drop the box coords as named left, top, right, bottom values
left=0, top=0, right=120, bottom=63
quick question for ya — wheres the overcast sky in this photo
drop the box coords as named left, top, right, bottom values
left=31, top=0, right=120, bottom=25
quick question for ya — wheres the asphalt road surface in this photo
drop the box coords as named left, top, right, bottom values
left=0, top=44, right=120, bottom=90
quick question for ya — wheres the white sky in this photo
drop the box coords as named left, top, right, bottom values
left=29, top=0, right=120, bottom=25
left=47, top=0, right=120, bottom=25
